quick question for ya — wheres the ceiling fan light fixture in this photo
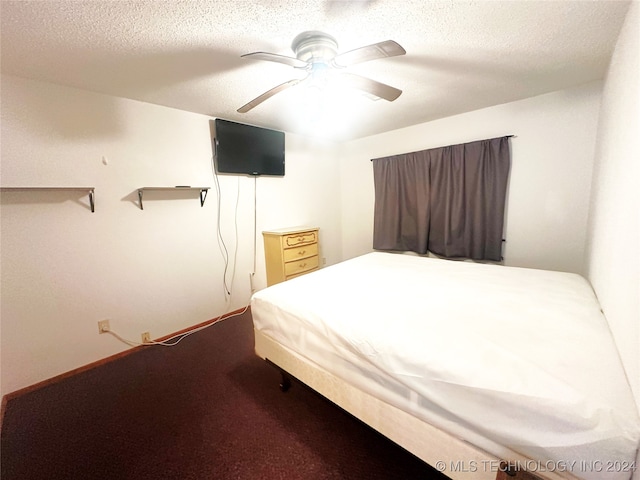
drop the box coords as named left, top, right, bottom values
left=237, top=31, right=406, bottom=113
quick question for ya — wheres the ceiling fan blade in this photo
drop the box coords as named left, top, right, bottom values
left=336, top=72, right=402, bottom=102
left=333, top=40, right=406, bottom=67
left=241, top=52, right=308, bottom=69
left=237, top=78, right=304, bottom=113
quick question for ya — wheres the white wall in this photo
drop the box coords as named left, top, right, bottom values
left=0, top=75, right=342, bottom=396
left=338, top=82, right=602, bottom=275
left=585, top=2, right=640, bottom=408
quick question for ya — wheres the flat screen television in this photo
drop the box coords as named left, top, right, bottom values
left=211, top=119, right=285, bottom=176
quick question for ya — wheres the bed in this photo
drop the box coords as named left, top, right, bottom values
left=250, top=252, right=640, bottom=480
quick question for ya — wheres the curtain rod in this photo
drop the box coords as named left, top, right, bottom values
left=370, top=135, right=516, bottom=161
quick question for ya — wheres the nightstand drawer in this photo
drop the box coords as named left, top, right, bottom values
left=286, top=268, right=318, bottom=281
left=284, top=255, right=319, bottom=276
left=283, top=230, right=317, bottom=247
left=283, top=243, right=318, bottom=262
left=263, top=227, right=320, bottom=286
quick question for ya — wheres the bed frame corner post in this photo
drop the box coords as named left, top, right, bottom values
left=265, top=358, right=292, bottom=392
left=279, top=373, right=292, bottom=392
left=495, top=461, right=543, bottom=480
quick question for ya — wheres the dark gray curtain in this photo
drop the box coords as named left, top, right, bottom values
left=372, top=136, right=511, bottom=261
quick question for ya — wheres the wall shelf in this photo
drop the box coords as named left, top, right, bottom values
left=0, top=187, right=95, bottom=212
left=136, top=187, right=210, bottom=210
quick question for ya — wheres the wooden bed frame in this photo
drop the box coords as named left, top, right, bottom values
left=255, top=328, right=579, bottom=480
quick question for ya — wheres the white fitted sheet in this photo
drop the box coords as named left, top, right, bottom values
left=251, top=252, right=640, bottom=480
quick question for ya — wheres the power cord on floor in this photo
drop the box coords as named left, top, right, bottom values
left=104, top=305, right=250, bottom=348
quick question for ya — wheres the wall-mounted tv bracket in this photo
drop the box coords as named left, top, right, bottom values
left=136, top=187, right=210, bottom=210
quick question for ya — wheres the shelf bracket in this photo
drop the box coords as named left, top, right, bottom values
left=199, top=188, right=208, bottom=207
left=137, top=189, right=144, bottom=210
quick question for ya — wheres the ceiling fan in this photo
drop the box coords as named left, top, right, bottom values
left=237, top=31, right=406, bottom=113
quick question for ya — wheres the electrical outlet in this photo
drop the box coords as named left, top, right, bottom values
left=141, top=332, right=151, bottom=344
left=98, top=319, right=110, bottom=334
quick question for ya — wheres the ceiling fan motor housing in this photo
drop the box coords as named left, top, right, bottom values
left=292, top=31, right=339, bottom=64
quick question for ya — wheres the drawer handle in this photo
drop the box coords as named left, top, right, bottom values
left=298, top=250, right=306, bottom=255
left=299, top=262, right=307, bottom=268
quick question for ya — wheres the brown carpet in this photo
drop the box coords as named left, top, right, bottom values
left=1, top=310, right=446, bottom=479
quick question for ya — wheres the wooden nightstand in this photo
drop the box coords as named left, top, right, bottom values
left=263, top=227, right=319, bottom=286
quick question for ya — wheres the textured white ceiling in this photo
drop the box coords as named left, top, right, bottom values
left=0, top=0, right=631, bottom=141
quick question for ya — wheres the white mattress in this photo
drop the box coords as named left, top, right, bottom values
left=251, top=252, right=640, bottom=480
